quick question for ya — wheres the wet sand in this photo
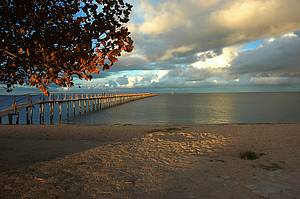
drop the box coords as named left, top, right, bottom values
left=0, top=124, right=299, bottom=198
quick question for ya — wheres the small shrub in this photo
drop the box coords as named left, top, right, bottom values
left=240, top=151, right=258, bottom=160
left=165, top=128, right=182, bottom=131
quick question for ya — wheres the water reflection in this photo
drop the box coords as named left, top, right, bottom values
left=64, top=93, right=300, bottom=125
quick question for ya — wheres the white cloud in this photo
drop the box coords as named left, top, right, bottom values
left=135, top=0, right=187, bottom=35
left=86, top=70, right=170, bottom=89
left=150, top=70, right=169, bottom=84
left=147, top=32, right=300, bottom=88
left=282, top=32, right=298, bottom=38
left=84, top=1, right=300, bottom=91
left=191, top=47, right=239, bottom=69
left=95, top=31, right=300, bottom=90
left=130, top=0, right=300, bottom=61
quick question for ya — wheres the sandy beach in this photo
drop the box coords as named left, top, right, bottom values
left=0, top=124, right=299, bottom=198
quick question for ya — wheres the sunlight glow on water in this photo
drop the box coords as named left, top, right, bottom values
left=64, top=93, right=300, bottom=125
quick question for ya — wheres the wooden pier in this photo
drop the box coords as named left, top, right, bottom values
left=0, top=93, right=157, bottom=125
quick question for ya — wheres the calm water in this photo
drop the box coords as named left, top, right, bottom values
left=1, top=92, right=300, bottom=125
left=64, top=92, right=300, bottom=125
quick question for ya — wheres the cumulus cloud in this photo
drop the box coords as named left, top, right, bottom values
left=192, top=47, right=239, bottom=69
left=146, top=32, right=300, bottom=88
left=130, top=0, right=300, bottom=60
left=231, top=33, right=300, bottom=76
left=82, top=0, right=300, bottom=91
left=138, top=0, right=186, bottom=35
left=91, top=31, right=300, bottom=90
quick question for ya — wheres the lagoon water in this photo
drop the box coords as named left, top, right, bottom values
left=64, top=92, right=300, bottom=125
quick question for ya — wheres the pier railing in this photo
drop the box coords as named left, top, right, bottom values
left=0, top=93, right=157, bottom=125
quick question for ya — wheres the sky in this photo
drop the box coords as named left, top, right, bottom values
left=2, top=0, right=300, bottom=94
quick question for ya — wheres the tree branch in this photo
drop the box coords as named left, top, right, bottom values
left=0, top=49, right=17, bottom=58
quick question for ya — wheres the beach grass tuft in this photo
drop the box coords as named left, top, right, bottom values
left=239, top=151, right=259, bottom=160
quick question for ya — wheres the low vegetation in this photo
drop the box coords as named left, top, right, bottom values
left=239, top=151, right=259, bottom=160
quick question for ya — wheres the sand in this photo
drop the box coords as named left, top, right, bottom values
left=0, top=124, right=299, bottom=198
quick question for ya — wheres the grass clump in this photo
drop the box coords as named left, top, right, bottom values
left=165, top=127, right=182, bottom=132
left=240, top=151, right=259, bottom=160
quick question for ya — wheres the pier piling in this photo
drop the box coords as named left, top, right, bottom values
left=0, top=93, right=157, bottom=125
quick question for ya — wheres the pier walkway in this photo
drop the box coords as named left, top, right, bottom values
left=0, top=93, right=157, bottom=124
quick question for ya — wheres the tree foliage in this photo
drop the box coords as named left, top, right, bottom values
left=0, top=0, right=133, bottom=95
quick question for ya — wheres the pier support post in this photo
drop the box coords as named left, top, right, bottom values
left=88, top=94, right=91, bottom=112
left=39, top=104, right=42, bottom=124
left=93, top=94, right=96, bottom=111
left=97, top=95, right=100, bottom=110
left=39, top=95, right=44, bottom=124
left=72, top=101, right=76, bottom=116
left=84, top=94, right=87, bottom=113
left=66, top=101, right=69, bottom=118
left=58, top=103, right=62, bottom=121
left=30, top=106, right=33, bottom=124
left=8, top=114, right=13, bottom=125
left=40, top=103, right=45, bottom=124
left=26, top=107, right=30, bottom=124
left=15, top=113, right=19, bottom=125
left=78, top=100, right=81, bottom=115
left=12, top=96, right=19, bottom=124
left=99, top=97, right=102, bottom=110
left=50, top=103, right=54, bottom=125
